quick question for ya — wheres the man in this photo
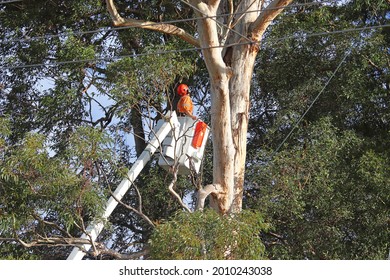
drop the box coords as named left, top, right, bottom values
left=177, top=83, right=197, bottom=120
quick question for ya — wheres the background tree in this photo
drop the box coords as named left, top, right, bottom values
left=0, top=0, right=194, bottom=259
left=245, top=0, right=390, bottom=259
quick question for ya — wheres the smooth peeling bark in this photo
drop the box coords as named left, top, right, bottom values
left=229, top=48, right=257, bottom=213
left=192, top=1, right=236, bottom=214
left=226, top=0, right=265, bottom=213
left=209, top=76, right=236, bottom=214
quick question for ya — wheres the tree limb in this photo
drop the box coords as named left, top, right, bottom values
left=109, top=188, right=156, bottom=228
left=94, top=246, right=150, bottom=260
left=250, top=0, right=293, bottom=42
left=0, top=237, right=91, bottom=248
left=100, top=163, right=156, bottom=228
left=168, top=167, right=192, bottom=213
left=0, top=236, right=148, bottom=259
left=207, top=0, right=221, bottom=10
left=31, top=212, right=73, bottom=238
left=196, top=183, right=222, bottom=211
left=105, top=0, right=200, bottom=47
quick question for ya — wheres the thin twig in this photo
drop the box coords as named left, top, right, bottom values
left=168, top=167, right=192, bottom=212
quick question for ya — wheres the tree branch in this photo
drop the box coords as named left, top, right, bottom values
left=266, top=231, right=288, bottom=245
left=168, top=167, right=192, bottom=213
left=207, top=0, right=221, bottom=9
left=31, top=212, right=72, bottom=238
left=0, top=237, right=91, bottom=248
left=109, top=188, right=156, bottom=228
left=0, top=236, right=148, bottom=259
left=100, top=163, right=156, bottom=228
left=196, top=183, right=222, bottom=211
left=105, top=0, right=200, bottom=47
left=250, top=0, right=293, bottom=42
left=94, top=246, right=150, bottom=260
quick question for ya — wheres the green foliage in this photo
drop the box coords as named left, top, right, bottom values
left=104, top=44, right=196, bottom=117
left=57, top=35, right=96, bottom=63
left=1, top=0, right=389, bottom=261
left=149, top=209, right=269, bottom=260
left=67, top=125, right=114, bottom=163
left=0, top=118, right=109, bottom=259
left=246, top=119, right=390, bottom=259
left=246, top=2, right=389, bottom=259
left=0, top=117, right=11, bottom=149
left=0, top=243, right=39, bottom=260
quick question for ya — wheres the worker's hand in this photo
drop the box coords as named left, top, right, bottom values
left=192, top=116, right=197, bottom=120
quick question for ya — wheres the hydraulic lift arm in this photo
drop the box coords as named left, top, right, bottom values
left=67, top=112, right=179, bottom=260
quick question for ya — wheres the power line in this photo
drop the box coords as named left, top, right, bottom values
left=265, top=24, right=390, bottom=46
left=179, top=0, right=253, bottom=44
left=181, top=0, right=330, bottom=43
left=0, top=23, right=386, bottom=71
left=270, top=48, right=351, bottom=158
left=2, top=17, right=204, bottom=45
left=1, top=1, right=330, bottom=45
left=0, top=40, right=255, bottom=71
left=0, top=0, right=23, bottom=4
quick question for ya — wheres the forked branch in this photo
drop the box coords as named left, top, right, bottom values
left=105, top=0, right=200, bottom=47
left=250, top=0, right=293, bottom=41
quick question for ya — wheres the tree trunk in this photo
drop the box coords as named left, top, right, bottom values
left=192, top=0, right=263, bottom=214
left=130, top=106, right=146, bottom=157
left=227, top=0, right=263, bottom=213
left=191, top=1, right=235, bottom=214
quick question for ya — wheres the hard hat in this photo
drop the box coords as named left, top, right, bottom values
left=177, top=83, right=189, bottom=96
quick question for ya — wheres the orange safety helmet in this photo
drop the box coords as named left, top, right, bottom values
left=177, top=83, right=189, bottom=96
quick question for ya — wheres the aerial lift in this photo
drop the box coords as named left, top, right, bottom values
left=67, top=111, right=210, bottom=260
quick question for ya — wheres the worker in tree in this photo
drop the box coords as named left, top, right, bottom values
left=177, top=83, right=197, bottom=120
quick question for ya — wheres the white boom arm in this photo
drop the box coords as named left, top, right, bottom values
left=67, top=111, right=179, bottom=260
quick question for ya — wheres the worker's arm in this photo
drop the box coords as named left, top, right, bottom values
left=184, top=110, right=197, bottom=120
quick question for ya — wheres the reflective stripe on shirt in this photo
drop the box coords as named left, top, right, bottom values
left=177, top=95, right=193, bottom=114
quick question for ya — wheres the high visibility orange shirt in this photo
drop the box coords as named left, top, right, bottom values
left=177, top=95, right=193, bottom=114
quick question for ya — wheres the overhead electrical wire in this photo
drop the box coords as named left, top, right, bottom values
left=0, top=1, right=381, bottom=177
left=1, top=1, right=331, bottom=45
left=0, top=0, right=23, bottom=4
left=267, top=24, right=390, bottom=43
left=0, top=23, right=387, bottom=71
left=179, top=0, right=253, bottom=44
left=0, top=40, right=255, bottom=71
left=270, top=48, right=351, bottom=158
